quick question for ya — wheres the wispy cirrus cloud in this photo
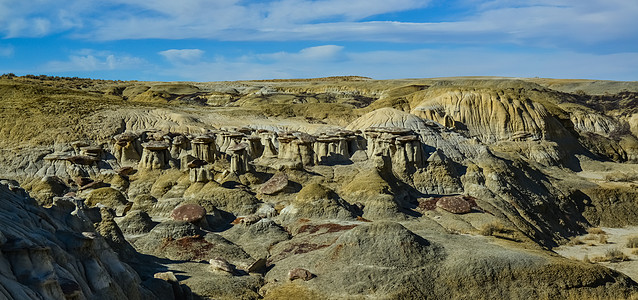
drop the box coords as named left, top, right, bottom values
left=155, top=45, right=638, bottom=82
left=1, top=0, right=635, bottom=52
left=159, top=49, right=205, bottom=64
left=43, top=49, right=147, bottom=72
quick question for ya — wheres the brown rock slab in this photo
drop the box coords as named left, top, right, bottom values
left=288, top=268, right=314, bottom=281
left=187, top=159, right=208, bottom=168
left=170, top=204, right=207, bottom=223
left=436, top=195, right=471, bottom=214
left=66, top=155, right=99, bottom=165
left=247, top=258, right=267, bottom=274
left=142, top=141, right=169, bottom=151
left=259, top=173, right=288, bottom=195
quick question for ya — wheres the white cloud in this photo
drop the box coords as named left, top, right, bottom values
left=260, top=45, right=345, bottom=62
left=154, top=45, right=638, bottom=82
left=159, top=49, right=205, bottom=64
left=43, top=50, right=146, bottom=72
left=1, top=0, right=636, bottom=53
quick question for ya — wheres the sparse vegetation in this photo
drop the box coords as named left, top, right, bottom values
left=591, top=248, right=629, bottom=263
left=626, top=236, right=638, bottom=248
left=587, top=227, right=606, bottom=235
left=567, top=237, right=584, bottom=246
left=478, top=222, right=519, bottom=241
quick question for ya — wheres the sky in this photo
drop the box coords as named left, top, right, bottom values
left=0, top=0, right=637, bottom=81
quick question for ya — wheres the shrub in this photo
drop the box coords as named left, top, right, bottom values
left=597, top=248, right=629, bottom=263
left=587, top=227, right=606, bottom=235
left=567, top=237, right=584, bottom=246
left=626, top=236, right=638, bottom=248
left=478, top=222, right=518, bottom=241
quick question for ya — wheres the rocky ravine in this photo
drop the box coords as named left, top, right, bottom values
left=1, top=75, right=638, bottom=299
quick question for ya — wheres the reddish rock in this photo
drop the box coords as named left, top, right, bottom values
left=288, top=268, right=314, bottom=281
left=259, top=173, right=288, bottom=195
left=417, top=198, right=438, bottom=211
left=436, top=195, right=472, bottom=214
left=170, top=204, right=206, bottom=223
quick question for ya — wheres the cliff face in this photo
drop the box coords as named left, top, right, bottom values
left=0, top=181, right=153, bottom=300
left=1, top=76, right=638, bottom=299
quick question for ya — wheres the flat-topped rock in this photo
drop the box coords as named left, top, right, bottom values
left=229, top=142, right=249, bottom=152
left=113, top=132, right=138, bottom=143
left=187, top=159, right=208, bottom=168
left=142, top=141, right=170, bottom=151
left=396, top=135, right=419, bottom=143
left=192, top=135, right=215, bottom=144
left=66, top=155, right=99, bottom=165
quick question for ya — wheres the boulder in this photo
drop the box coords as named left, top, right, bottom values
left=259, top=172, right=288, bottom=195
left=288, top=268, right=314, bottom=281
left=209, top=257, right=238, bottom=275
left=170, top=204, right=207, bottom=223
left=436, top=195, right=472, bottom=214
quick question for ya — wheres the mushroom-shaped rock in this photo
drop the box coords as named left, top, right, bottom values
left=229, top=142, right=250, bottom=174
left=259, top=173, right=288, bottom=195
left=170, top=134, right=191, bottom=158
left=288, top=268, right=314, bottom=281
left=436, top=195, right=472, bottom=214
left=209, top=257, right=237, bottom=275
left=278, top=131, right=316, bottom=166
left=113, top=132, right=142, bottom=164
left=170, top=204, right=207, bottom=223
left=218, top=132, right=245, bottom=153
left=243, top=135, right=264, bottom=159
left=192, top=135, right=217, bottom=163
left=258, top=130, right=278, bottom=158
left=139, top=141, right=171, bottom=170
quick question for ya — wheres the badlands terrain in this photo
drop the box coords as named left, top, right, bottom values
left=0, top=74, right=638, bottom=299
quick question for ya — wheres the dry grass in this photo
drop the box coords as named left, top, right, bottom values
left=478, top=222, right=519, bottom=241
left=591, top=248, right=630, bottom=263
left=587, top=227, right=606, bottom=235
left=626, top=236, right=638, bottom=248
left=566, top=237, right=584, bottom=246
left=632, top=249, right=638, bottom=255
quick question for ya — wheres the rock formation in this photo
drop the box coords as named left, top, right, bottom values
left=139, top=141, right=171, bottom=170
left=191, top=135, right=217, bottom=163
left=2, top=76, right=638, bottom=299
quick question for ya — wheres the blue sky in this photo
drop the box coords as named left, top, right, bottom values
left=0, top=0, right=637, bottom=81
